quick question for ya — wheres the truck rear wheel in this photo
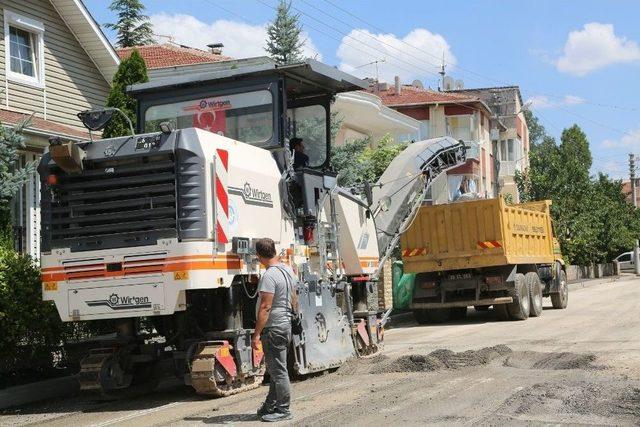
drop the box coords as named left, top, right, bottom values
left=493, top=303, right=510, bottom=321
left=526, top=272, right=543, bottom=317
left=507, top=273, right=530, bottom=320
left=551, top=269, right=568, bottom=309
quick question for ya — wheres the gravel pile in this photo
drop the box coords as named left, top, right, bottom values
left=504, top=351, right=601, bottom=370
left=370, top=345, right=512, bottom=374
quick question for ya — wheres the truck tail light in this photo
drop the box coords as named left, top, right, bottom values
left=420, top=281, right=436, bottom=289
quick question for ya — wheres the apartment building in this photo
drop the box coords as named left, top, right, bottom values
left=372, top=78, right=495, bottom=204
left=447, top=86, right=530, bottom=202
left=1, top=0, right=119, bottom=256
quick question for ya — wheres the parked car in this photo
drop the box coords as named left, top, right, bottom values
left=614, top=252, right=635, bottom=271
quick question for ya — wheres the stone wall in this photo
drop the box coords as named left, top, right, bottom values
left=566, top=263, right=618, bottom=281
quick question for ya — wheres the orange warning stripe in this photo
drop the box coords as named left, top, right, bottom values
left=477, top=240, right=502, bottom=249
left=402, top=247, right=428, bottom=257
left=41, top=255, right=243, bottom=282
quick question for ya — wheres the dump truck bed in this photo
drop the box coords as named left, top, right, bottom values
left=400, top=197, right=555, bottom=273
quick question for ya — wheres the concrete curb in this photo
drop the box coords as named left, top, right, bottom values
left=568, top=275, right=620, bottom=290
left=0, top=375, right=79, bottom=410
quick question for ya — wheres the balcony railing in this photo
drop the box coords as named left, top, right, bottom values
left=498, top=160, right=522, bottom=177
left=462, top=140, right=480, bottom=161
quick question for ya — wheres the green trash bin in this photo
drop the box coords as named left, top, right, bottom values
left=392, top=261, right=416, bottom=310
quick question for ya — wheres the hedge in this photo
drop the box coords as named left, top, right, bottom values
left=0, top=248, right=63, bottom=375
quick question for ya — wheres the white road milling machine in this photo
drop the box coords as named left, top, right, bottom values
left=38, top=58, right=466, bottom=398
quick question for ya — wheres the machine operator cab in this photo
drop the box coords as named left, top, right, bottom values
left=129, top=57, right=369, bottom=227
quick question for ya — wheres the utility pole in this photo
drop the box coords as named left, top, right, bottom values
left=438, top=52, right=446, bottom=91
left=630, top=154, right=639, bottom=274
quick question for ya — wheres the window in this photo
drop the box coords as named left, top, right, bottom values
left=446, top=115, right=472, bottom=141
left=499, top=139, right=521, bottom=161
left=145, top=90, right=274, bottom=145
left=419, top=120, right=429, bottom=139
left=508, top=139, right=515, bottom=160
left=4, top=10, right=45, bottom=87
left=287, top=104, right=327, bottom=168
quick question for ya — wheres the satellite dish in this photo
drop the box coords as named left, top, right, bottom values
left=411, top=79, right=424, bottom=89
left=443, top=76, right=454, bottom=91
left=455, top=79, right=464, bottom=90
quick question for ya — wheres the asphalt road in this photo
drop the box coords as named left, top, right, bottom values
left=2, top=274, right=640, bottom=426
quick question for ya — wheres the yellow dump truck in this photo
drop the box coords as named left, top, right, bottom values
left=400, top=197, right=567, bottom=323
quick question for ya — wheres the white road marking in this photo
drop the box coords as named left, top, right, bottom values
left=89, top=400, right=187, bottom=427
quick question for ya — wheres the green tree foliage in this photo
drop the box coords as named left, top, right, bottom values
left=329, top=111, right=343, bottom=144
left=331, top=137, right=371, bottom=187
left=0, top=119, right=34, bottom=250
left=102, top=50, right=149, bottom=138
left=106, top=0, right=155, bottom=48
left=360, top=135, right=407, bottom=183
left=516, top=116, right=639, bottom=265
left=523, top=109, right=546, bottom=146
left=331, top=134, right=407, bottom=187
left=0, top=248, right=63, bottom=376
left=265, top=0, right=304, bottom=64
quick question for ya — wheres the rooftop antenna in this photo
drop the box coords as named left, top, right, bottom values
left=153, top=33, right=175, bottom=44
left=356, top=59, right=386, bottom=90
left=438, top=52, right=446, bottom=92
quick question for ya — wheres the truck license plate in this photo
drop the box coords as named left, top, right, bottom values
left=448, top=272, right=473, bottom=280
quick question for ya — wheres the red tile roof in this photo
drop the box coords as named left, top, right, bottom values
left=371, top=85, right=482, bottom=107
left=117, top=44, right=232, bottom=69
left=0, top=108, right=90, bottom=140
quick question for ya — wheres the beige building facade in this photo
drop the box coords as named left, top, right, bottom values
left=1, top=0, right=118, bottom=256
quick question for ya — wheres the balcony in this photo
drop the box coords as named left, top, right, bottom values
left=462, top=140, right=480, bottom=161
left=498, top=160, right=523, bottom=177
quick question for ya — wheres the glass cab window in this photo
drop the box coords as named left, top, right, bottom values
left=144, top=90, right=273, bottom=145
left=286, top=105, right=327, bottom=168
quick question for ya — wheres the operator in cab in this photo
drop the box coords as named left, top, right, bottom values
left=252, top=238, right=297, bottom=422
left=289, top=137, right=309, bottom=169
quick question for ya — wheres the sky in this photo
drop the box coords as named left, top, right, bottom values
left=84, top=0, right=640, bottom=179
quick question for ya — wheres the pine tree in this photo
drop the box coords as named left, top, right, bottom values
left=0, top=119, right=34, bottom=204
left=102, top=50, right=149, bottom=138
left=0, top=119, right=34, bottom=249
left=265, top=0, right=305, bottom=64
left=106, top=0, right=155, bottom=48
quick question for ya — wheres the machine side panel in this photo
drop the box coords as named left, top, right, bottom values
left=335, top=194, right=379, bottom=275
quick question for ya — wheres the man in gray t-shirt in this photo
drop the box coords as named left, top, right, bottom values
left=255, top=263, right=294, bottom=329
left=252, top=238, right=295, bottom=422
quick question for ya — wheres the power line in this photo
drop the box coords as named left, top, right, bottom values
left=254, top=0, right=445, bottom=80
left=209, top=0, right=637, bottom=139
left=319, top=0, right=640, bottom=114
left=251, top=0, right=507, bottom=119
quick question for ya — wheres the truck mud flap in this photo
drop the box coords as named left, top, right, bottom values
left=292, top=281, right=355, bottom=375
